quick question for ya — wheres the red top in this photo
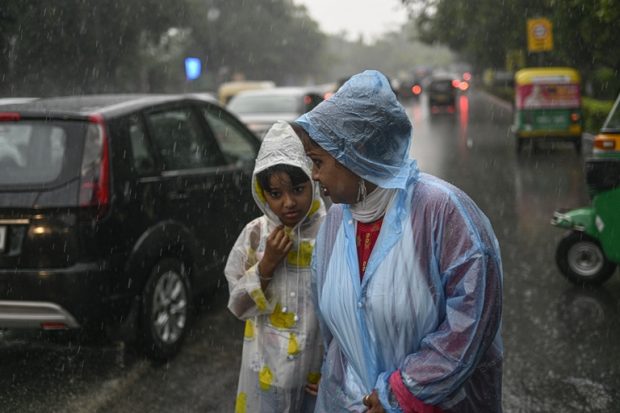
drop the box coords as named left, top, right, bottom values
left=355, top=218, right=383, bottom=279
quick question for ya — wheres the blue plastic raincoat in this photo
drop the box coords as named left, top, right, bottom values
left=296, top=70, right=503, bottom=412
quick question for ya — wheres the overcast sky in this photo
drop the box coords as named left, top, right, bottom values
left=293, top=0, right=410, bottom=43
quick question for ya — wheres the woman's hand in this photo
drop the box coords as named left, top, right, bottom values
left=258, top=225, right=293, bottom=283
left=305, top=382, right=319, bottom=396
left=362, top=390, right=385, bottom=413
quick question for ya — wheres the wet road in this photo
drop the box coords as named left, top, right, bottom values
left=1, top=89, right=619, bottom=412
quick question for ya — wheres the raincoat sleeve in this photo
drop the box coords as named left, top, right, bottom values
left=377, top=186, right=503, bottom=411
left=225, top=218, right=274, bottom=320
left=311, top=205, right=343, bottom=350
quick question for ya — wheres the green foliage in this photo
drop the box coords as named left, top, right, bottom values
left=0, top=0, right=326, bottom=95
left=183, top=0, right=325, bottom=88
left=583, top=97, right=615, bottom=133
left=591, top=67, right=620, bottom=100
left=404, top=0, right=620, bottom=99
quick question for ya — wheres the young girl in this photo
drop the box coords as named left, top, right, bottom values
left=225, top=120, right=326, bottom=413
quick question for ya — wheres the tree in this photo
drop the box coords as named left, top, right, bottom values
left=0, top=0, right=325, bottom=95
left=183, top=0, right=325, bottom=87
left=403, top=0, right=620, bottom=97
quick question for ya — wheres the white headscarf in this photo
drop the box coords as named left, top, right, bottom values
left=350, top=185, right=397, bottom=223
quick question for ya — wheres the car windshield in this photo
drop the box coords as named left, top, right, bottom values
left=0, top=122, right=67, bottom=185
left=602, top=94, right=620, bottom=132
left=228, top=95, right=300, bottom=114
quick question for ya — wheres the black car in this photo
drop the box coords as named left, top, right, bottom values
left=0, top=94, right=260, bottom=359
left=427, top=75, right=459, bottom=114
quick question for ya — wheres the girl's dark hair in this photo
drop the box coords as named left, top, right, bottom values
left=256, top=164, right=309, bottom=192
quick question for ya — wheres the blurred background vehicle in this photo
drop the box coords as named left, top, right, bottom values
left=0, top=94, right=260, bottom=360
left=512, top=67, right=583, bottom=153
left=227, top=86, right=324, bottom=139
left=426, top=73, right=459, bottom=115
left=592, top=92, right=620, bottom=157
left=217, top=80, right=275, bottom=105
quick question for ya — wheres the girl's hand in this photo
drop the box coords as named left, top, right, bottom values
left=259, top=225, right=292, bottom=278
left=362, top=390, right=385, bottom=413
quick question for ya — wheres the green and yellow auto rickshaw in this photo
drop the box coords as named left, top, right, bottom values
left=551, top=92, right=620, bottom=285
left=592, top=92, right=620, bottom=157
left=513, top=67, right=583, bottom=152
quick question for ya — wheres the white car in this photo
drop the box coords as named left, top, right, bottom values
left=227, top=87, right=323, bottom=139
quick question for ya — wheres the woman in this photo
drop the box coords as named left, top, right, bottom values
left=295, top=70, right=503, bottom=412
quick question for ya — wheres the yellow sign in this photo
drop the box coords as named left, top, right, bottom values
left=527, top=18, right=553, bottom=52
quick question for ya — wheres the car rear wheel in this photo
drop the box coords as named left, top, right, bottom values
left=556, top=231, right=616, bottom=285
left=140, top=257, right=191, bottom=360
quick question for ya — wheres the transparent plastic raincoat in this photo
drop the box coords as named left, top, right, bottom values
left=225, top=121, right=326, bottom=413
left=296, top=70, right=503, bottom=412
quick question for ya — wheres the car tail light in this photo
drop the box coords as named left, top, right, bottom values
left=323, top=92, right=334, bottom=100
left=79, top=114, right=110, bottom=218
left=41, top=322, right=69, bottom=330
left=412, top=85, right=422, bottom=95
left=593, top=138, right=616, bottom=151
left=458, top=81, right=470, bottom=91
left=570, top=112, right=580, bottom=122
left=451, top=80, right=460, bottom=88
left=304, top=95, right=313, bottom=105
left=463, top=72, right=472, bottom=81
left=0, top=112, right=20, bottom=121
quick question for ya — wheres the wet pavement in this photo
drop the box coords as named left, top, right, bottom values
left=1, top=88, right=619, bottom=412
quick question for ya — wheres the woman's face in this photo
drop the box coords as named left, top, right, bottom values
left=304, top=144, right=360, bottom=204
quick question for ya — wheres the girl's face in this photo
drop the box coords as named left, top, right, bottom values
left=304, top=144, right=360, bottom=204
left=263, top=172, right=313, bottom=227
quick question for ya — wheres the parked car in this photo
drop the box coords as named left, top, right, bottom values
left=217, top=80, right=275, bottom=105
left=227, top=87, right=324, bottom=138
left=0, top=94, right=260, bottom=359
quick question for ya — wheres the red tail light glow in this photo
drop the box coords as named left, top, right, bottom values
left=452, top=80, right=460, bottom=88
left=0, top=112, right=20, bottom=121
left=458, top=81, right=470, bottom=91
left=41, top=322, right=68, bottom=330
left=304, top=95, right=312, bottom=105
left=593, top=139, right=616, bottom=150
left=412, top=85, right=422, bottom=95
left=463, top=72, right=472, bottom=81
left=79, top=114, right=110, bottom=218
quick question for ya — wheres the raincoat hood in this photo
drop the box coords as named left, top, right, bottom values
left=252, top=120, right=324, bottom=226
left=296, top=70, right=414, bottom=189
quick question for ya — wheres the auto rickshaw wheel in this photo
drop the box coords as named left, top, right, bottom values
left=556, top=231, right=616, bottom=285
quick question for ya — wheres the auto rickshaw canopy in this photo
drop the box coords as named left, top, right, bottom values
left=515, top=67, right=580, bottom=86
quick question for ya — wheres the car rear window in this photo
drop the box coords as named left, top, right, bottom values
left=430, top=81, right=453, bottom=92
left=228, top=95, right=300, bottom=114
left=0, top=120, right=83, bottom=186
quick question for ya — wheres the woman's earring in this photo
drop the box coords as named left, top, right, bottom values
left=357, top=179, right=367, bottom=205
